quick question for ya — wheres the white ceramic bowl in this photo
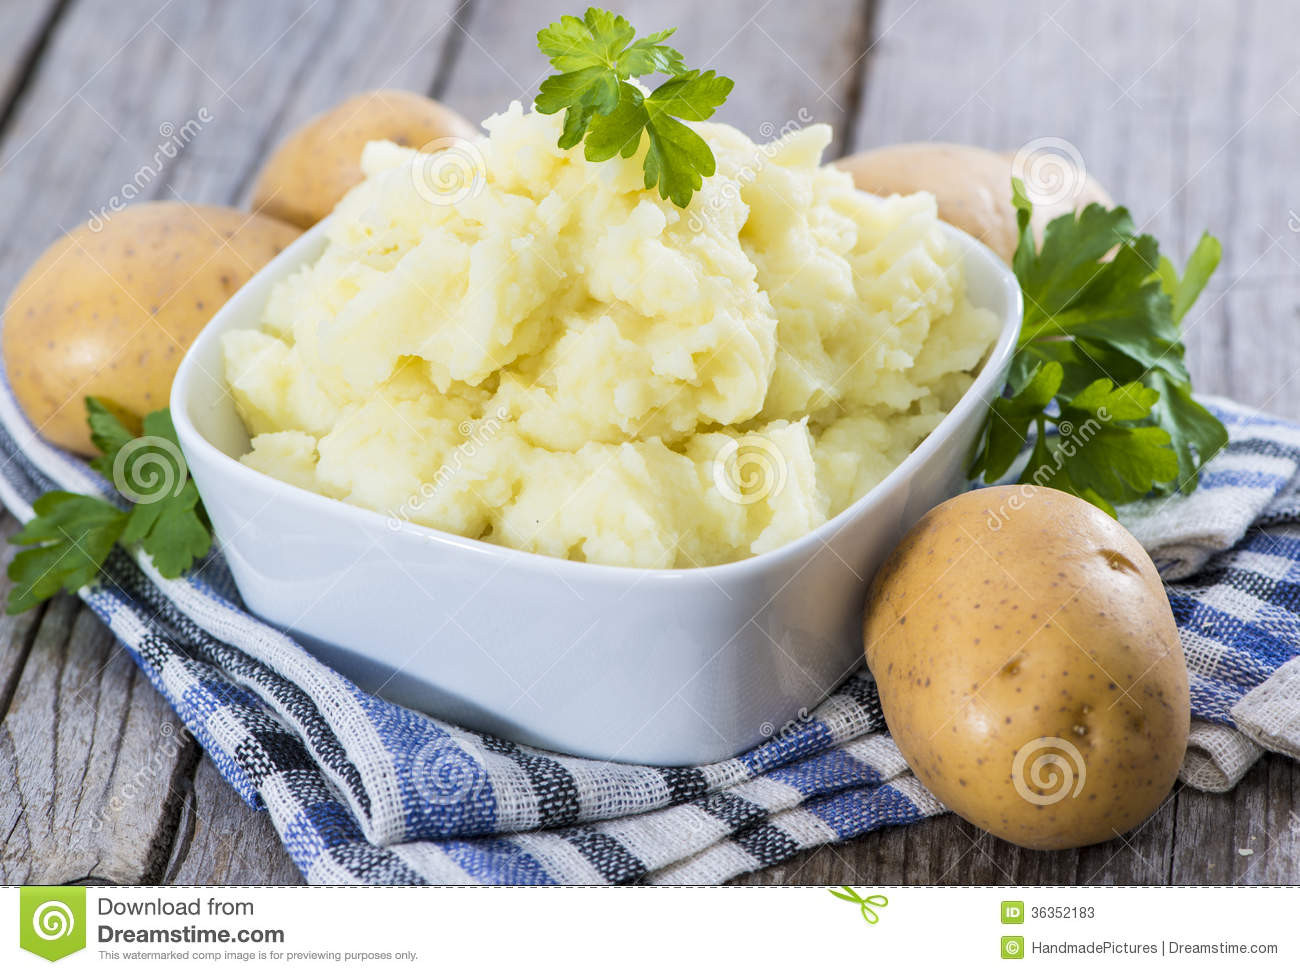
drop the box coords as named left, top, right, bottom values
left=172, top=217, right=1021, bottom=765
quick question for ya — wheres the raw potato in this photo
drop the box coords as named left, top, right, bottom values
left=4, top=203, right=300, bottom=455
left=835, top=143, right=1112, bottom=263
left=863, top=485, right=1189, bottom=850
left=250, top=89, right=479, bottom=228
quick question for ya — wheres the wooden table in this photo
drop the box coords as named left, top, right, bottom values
left=1, top=0, right=1297, bottom=885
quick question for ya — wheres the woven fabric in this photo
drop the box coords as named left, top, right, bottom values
left=1, top=386, right=1298, bottom=884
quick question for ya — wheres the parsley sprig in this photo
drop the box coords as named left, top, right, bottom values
left=970, top=179, right=1228, bottom=514
left=6, top=398, right=211, bottom=614
left=535, top=7, right=734, bottom=206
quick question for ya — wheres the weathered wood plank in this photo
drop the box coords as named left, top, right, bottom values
left=741, top=0, right=1300, bottom=885
left=146, top=0, right=466, bottom=206
left=0, top=0, right=462, bottom=885
left=848, top=0, right=1300, bottom=420
left=442, top=0, right=872, bottom=154
left=0, top=0, right=64, bottom=119
left=0, top=513, right=47, bottom=723
left=1171, top=752, right=1300, bottom=884
left=0, top=0, right=464, bottom=299
left=164, top=757, right=302, bottom=885
left=0, top=591, right=202, bottom=884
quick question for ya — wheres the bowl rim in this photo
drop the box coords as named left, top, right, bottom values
left=172, top=216, right=1023, bottom=585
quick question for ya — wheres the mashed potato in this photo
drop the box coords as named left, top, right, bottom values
left=223, top=103, right=1000, bottom=568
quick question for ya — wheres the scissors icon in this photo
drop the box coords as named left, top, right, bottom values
left=828, top=886, right=889, bottom=924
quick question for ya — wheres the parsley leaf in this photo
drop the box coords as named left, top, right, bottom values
left=1159, top=232, right=1221, bottom=326
left=646, top=69, right=734, bottom=122
left=617, top=29, right=685, bottom=77
left=6, top=401, right=212, bottom=613
left=6, top=493, right=128, bottom=614
left=536, top=10, right=664, bottom=142
left=1055, top=380, right=1179, bottom=505
left=584, top=83, right=652, bottom=159
left=1146, top=370, right=1228, bottom=493
left=970, top=179, right=1227, bottom=511
left=535, top=8, right=733, bottom=206
left=537, top=8, right=639, bottom=73
left=86, top=397, right=135, bottom=479
left=123, top=479, right=210, bottom=577
left=120, top=410, right=211, bottom=576
left=973, top=360, right=1063, bottom=483
left=1147, top=231, right=1229, bottom=492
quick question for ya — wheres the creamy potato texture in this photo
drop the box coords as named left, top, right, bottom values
left=223, top=103, right=1000, bottom=568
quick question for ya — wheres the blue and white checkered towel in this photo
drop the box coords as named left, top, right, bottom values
left=1, top=383, right=1298, bottom=884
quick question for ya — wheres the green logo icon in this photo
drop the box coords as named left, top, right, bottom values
left=19, top=887, right=86, bottom=961
left=1001, top=935, right=1025, bottom=960
left=827, top=886, right=888, bottom=924
left=1001, top=900, right=1024, bottom=924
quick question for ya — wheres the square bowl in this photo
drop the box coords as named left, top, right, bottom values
left=171, top=216, right=1022, bottom=765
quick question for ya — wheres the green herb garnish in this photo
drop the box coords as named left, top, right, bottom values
left=6, top=398, right=211, bottom=613
left=969, top=179, right=1227, bottom=515
left=535, top=7, right=733, bottom=207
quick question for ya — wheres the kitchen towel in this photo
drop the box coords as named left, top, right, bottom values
left=1, top=388, right=1298, bottom=884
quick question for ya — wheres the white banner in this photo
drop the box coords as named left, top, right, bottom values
left=3, top=884, right=1295, bottom=972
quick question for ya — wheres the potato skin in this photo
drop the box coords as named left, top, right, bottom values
left=835, top=143, right=1111, bottom=264
left=251, top=89, right=478, bottom=228
left=3, top=203, right=300, bottom=455
left=863, top=486, right=1189, bottom=849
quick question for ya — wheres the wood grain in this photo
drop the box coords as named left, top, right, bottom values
left=0, top=0, right=64, bottom=123
left=0, top=0, right=1296, bottom=885
left=0, top=586, right=198, bottom=884
left=163, top=758, right=301, bottom=885
left=741, top=0, right=1300, bottom=884
left=848, top=0, right=1300, bottom=419
left=441, top=0, right=872, bottom=155
left=0, top=0, right=462, bottom=885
